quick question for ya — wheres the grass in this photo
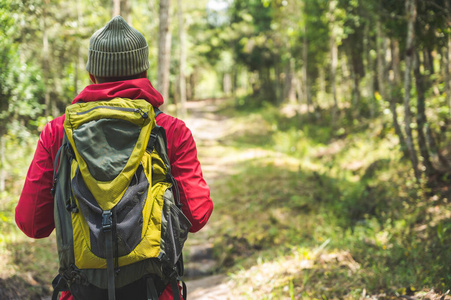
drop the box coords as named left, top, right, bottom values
left=0, top=133, right=57, bottom=299
left=1, top=98, right=450, bottom=299
left=206, top=99, right=451, bottom=299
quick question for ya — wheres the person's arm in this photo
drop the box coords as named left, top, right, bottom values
left=15, top=121, right=60, bottom=238
left=169, top=120, right=213, bottom=233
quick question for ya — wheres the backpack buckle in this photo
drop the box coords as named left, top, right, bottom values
left=102, top=210, right=112, bottom=232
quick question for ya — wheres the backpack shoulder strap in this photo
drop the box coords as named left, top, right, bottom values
left=153, top=107, right=163, bottom=118
left=51, top=134, right=71, bottom=197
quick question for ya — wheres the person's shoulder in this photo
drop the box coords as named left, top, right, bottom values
left=157, top=113, right=189, bottom=130
left=39, top=115, right=66, bottom=151
left=41, top=115, right=65, bottom=135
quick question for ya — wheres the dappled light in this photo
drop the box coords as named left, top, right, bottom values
left=1, top=0, right=451, bottom=299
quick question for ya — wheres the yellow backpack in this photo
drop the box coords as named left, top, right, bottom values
left=51, top=98, right=191, bottom=300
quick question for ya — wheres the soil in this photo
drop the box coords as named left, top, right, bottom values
left=183, top=98, right=234, bottom=299
left=3, top=98, right=450, bottom=300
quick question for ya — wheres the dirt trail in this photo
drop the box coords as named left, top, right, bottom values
left=182, top=99, right=235, bottom=300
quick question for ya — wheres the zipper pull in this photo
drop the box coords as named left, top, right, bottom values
left=136, top=108, right=148, bottom=119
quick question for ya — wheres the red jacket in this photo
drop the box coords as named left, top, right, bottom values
left=15, top=78, right=213, bottom=300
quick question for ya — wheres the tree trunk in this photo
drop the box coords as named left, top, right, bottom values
left=189, top=72, right=196, bottom=100
left=349, top=58, right=360, bottom=114
left=387, top=37, right=408, bottom=158
left=424, top=49, right=434, bottom=75
left=177, top=0, right=186, bottom=118
left=124, top=0, right=132, bottom=23
left=364, top=22, right=375, bottom=118
left=232, top=65, right=238, bottom=97
left=376, top=19, right=387, bottom=100
left=0, top=134, right=5, bottom=192
left=42, top=0, right=51, bottom=117
left=113, top=0, right=120, bottom=16
left=274, top=63, right=281, bottom=104
left=223, top=73, right=232, bottom=96
left=329, top=1, right=338, bottom=126
left=447, top=37, right=451, bottom=114
left=403, top=0, right=421, bottom=182
left=318, top=66, right=326, bottom=108
left=425, top=125, right=451, bottom=172
left=446, top=0, right=451, bottom=115
left=295, top=72, right=303, bottom=107
left=157, top=0, right=172, bottom=108
left=392, top=39, right=402, bottom=90
left=302, top=2, right=311, bottom=116
left=186, top=73, right=193, bottom=100
left=414, top=52, right=435, bottom=177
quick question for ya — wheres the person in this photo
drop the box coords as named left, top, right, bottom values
left=15, top=15, right=213, bottom=300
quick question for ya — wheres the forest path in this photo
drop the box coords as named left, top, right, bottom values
left=182, top=98, right=236, bottom=300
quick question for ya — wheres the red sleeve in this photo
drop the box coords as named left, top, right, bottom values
left=15, top=117, right=64, bottom=238
left=158, top=115, right=213, bottom=233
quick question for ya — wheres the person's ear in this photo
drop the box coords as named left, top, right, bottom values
left=89, top=74, right=97, bottom=84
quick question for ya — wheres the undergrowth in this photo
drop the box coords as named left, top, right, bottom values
left=210, top=100, right=451, bottom=298
left=1, top=98, right=450, bottom=299
left=0, top=133, right=57, bottom=299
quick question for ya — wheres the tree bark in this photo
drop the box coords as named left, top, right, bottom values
left=350, top=58, right=360, bottom=113
left=386, top=37, right=409, bottom=158
left=318, top=66, right=326, bottom=108
left=75, top=0, right=83, bottom=96
left=363, top=22, right=375, bottom=118
left=275, top=63, right=281, bottom=104
left=329, top=1, right=338, bottom=126
left=42, top=0, right=51, bottom=117
left=391, top=39, right=401, bottom=89
left=113, top=0, right=120, bottom=16
left=448, top=37, right=451, bottom=115
left=223, top=73, right=232, bottom=96
left=295, top=72, right=303, bottom=106
left=425, top=125, right=451, bottom=172
left=376, top=19, right=387, bottom=101
left=0, top=134, right=5, bottom=192
left=124, top=0, right=132, bottom=23
left=446, top=0, right=451, bottom=115
left=177, top=0, right=186, bottom=118
left=403, top=0, right=421, bottom=181
left=302, top=2, right=311, bottom=116
left=413, top=52, right=435, bottom=177
left=157, top=0, right=172, bottom=107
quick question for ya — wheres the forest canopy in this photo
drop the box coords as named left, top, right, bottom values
left=2, top=0, right=451, bottom=185
left=1, top=0, right=451, bottom=298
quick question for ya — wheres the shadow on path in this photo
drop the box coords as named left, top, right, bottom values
left=183, top=99, right=236, bottom=299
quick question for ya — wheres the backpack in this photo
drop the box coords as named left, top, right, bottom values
left=50, top=98, right=192, bottom=300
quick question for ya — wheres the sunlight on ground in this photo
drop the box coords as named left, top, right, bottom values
left=229, top=241, right=361, bottom=299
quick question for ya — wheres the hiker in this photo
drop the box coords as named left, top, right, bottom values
left=15, top=15, right=213, bottom=300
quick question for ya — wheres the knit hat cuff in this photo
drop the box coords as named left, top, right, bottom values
left=86, top=46, right=149, bottom=78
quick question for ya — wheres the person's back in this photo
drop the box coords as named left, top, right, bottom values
left=15, top=16, right=213, bottom=300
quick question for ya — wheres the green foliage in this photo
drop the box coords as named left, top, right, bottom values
left=0, top=0, right=44, bottom=135
left=0, top=133, right=38, bottom=230
left=1, top=0, right=451, bottom=297
left=210, top=101, right=451, bottom=298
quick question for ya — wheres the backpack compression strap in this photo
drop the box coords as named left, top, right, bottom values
left=102, top=210, right=116, bottom=300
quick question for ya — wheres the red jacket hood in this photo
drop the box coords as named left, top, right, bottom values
left=72, top=78, right=164, bottom=107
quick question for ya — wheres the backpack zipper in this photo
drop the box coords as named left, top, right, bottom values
left=76, top=106, right=149, bottom=119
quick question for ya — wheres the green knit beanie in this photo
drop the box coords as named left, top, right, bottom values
left=86, top=15, right=149, bottom=77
